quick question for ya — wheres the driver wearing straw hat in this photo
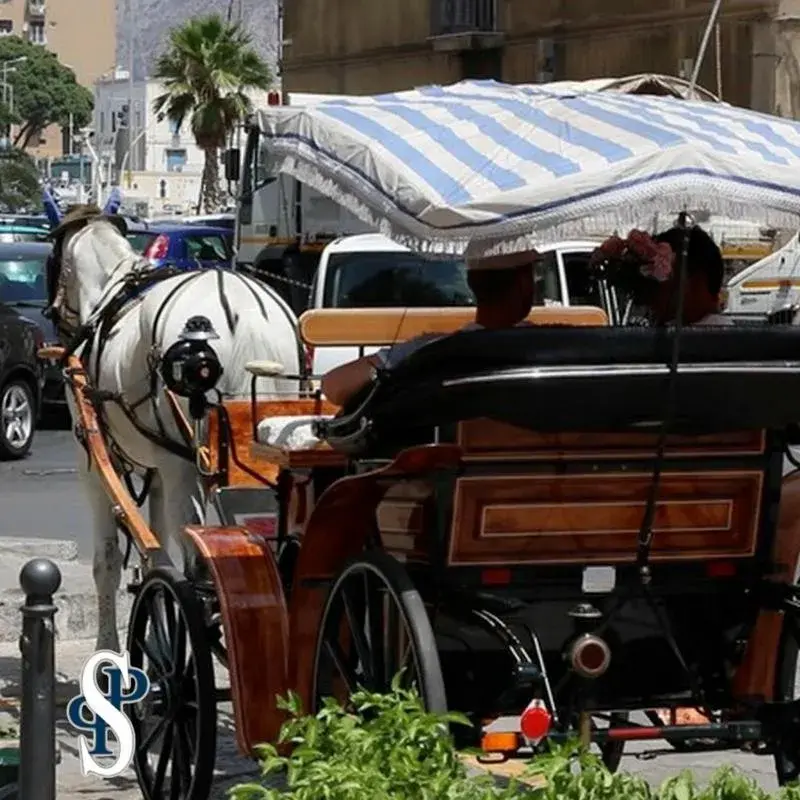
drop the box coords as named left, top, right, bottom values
left=321, top=242, right=538, bottom=406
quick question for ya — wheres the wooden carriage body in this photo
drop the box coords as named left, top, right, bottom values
left=184, top=305, right=800, bottom=757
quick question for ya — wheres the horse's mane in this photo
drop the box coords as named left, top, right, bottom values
left=75, top=219, right=148, bottom=281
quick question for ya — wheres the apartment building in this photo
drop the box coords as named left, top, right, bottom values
left=282, top=0, right=780, bottom=113
left=0, top=0, right=116, bottom=155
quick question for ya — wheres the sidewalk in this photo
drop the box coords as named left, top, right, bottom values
left=0, top=539, right=270, bottom=799
left=0, top=636, right=272, bottom=800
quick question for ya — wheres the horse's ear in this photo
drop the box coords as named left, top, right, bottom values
left=102, top=187, right=121, bottom=216
left=42, top=187, right=62, bottom=225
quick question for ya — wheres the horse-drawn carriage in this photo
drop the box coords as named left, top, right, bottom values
left=40, top=81, right=800, bottom=800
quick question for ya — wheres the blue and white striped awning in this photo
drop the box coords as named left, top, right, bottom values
left=255, top=79, right=800, bottom=255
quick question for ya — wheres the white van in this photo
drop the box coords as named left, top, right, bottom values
left=724, top=232, right=800, bottom=317
left=306, top=234, right=613, bottom=376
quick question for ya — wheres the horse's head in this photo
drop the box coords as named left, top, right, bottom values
left=47, top=203, right=131, bottom=340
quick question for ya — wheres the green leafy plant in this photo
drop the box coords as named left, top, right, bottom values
left=229, top=675, right=533, bottom=800
left=230, top=679, right=800, bottom=800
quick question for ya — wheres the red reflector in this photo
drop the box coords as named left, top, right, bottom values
left=519, top=699, right=551, bottom=743
left=481, top=568, right=511, bottom=586
left=706, top=560, right=736, bottom=578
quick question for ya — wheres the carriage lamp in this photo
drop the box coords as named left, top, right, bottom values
left=160, top=316, right=224, bottom=419
left=567, top=634, right=612, bottom=679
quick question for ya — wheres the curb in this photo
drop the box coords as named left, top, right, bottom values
left=0, top=538, right=78, bottom=562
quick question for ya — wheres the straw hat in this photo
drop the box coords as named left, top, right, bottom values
left=48, top=204, right=128, bottom=240
left=464, top=237, right=539, bottom=271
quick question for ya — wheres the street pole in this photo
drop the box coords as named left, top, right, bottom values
left=18, top=558, right=61, bottom=800
left=689, top=0, right=724, bottom=94
left=127, top=0, right=135, bottom=188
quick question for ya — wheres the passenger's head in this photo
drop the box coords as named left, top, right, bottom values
left=464, top=241, right=537, bottom=328
left=646, top=225, right=724, bottom=324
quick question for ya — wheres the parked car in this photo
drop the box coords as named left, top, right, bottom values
left=0, top=215, right=51, bottom=243
left=0, top=296, right=43, bottom=458
left=126, top=222, right=234, bottom=270
left=0, top=241, right=62, bottom=408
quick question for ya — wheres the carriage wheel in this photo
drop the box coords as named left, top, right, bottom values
left=126, top=566, right=217, bottom=800
left=774, top=608, right=800, bottom=784
left=312, top=551, right=447, bottom=714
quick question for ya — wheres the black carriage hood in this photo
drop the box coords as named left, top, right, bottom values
left=322, top=324, right=800, bottom=448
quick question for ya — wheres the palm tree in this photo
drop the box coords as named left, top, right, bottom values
left=152, top=14, right=271, bottom=213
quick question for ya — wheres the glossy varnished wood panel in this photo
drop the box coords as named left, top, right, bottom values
left=732, top=473, right=800, bottom=702
left=448, top=471, right=763, bottom=566
left=208, top=398, right=341, bottom=485
left=298, top=305, right=608, bottom=348
left=288, top=444, right=462, bottom=712
left=183, top=525, right=289, bottom=753
left=377, top=481, right=433, bottom=563
left=457, top=420, right=766, bottom=461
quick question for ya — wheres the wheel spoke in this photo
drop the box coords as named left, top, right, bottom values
left=136, top=636, right=168, bottom=681
left=151, top=592, right=174, bottom=673
left=365, top=575, right=386, bottom=691
left=176, top=719, right=194, bottom=788
left=384, top=592, right=401, bottom=688
left=152, top=724, right=173, bottom=798
left=340, top=584, right=373, bottom=685
left=137, top=715, right=169, bottom=755
left=323, top=637, right=359, bottom=694
left=171, top=721, right=191, bottom=799
left=173, top=611, right=187, bottom=678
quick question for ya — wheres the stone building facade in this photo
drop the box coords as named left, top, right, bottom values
left=282, top=0, right=782, bottom=113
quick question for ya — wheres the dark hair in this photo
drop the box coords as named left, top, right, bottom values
left=467, top=264, right=529, bottom=305
left=653, top=225, right=724, bottom=295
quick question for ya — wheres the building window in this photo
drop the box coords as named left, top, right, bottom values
left=99, top=111, right=105, bottom=133
left=0, top=20, right=12, bottom=35
left=159, top=179, right=167, bottom=199
left=27, top=20, right=44, bottom=43
left=168, top=117, right=180, bottom=135
left=165, top=149, right=186, bottom=172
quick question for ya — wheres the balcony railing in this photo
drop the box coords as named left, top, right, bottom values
left=430, top=0, right=497, bottom=37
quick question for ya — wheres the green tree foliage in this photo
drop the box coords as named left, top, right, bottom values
left=0, top=36, right=92, bottom=150
left=152, top=13, right=271, bottom=213
left=0, top=147, right=42, bottom=212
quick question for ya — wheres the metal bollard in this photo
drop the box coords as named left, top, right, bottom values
left=18, top=559, right=61, bottom=800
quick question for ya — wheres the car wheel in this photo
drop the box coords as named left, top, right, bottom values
left=0, top=379, right=35, bottom=459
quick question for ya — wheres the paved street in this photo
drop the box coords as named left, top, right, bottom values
left=0, top=428, right=788, bottom=795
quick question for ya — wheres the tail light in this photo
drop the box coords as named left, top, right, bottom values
left=519, top=699, right=552, bottom=744
left=145, top=234, right=169, bottom=261
left=568, top=633, right=612, bottom=679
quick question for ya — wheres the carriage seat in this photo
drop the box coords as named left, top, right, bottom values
left=247, top=305, right=610, bottom=457
left=256, top=415, right=333, bottom=449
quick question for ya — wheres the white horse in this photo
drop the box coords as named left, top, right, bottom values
left=51, top=212, right=300, bottom=652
